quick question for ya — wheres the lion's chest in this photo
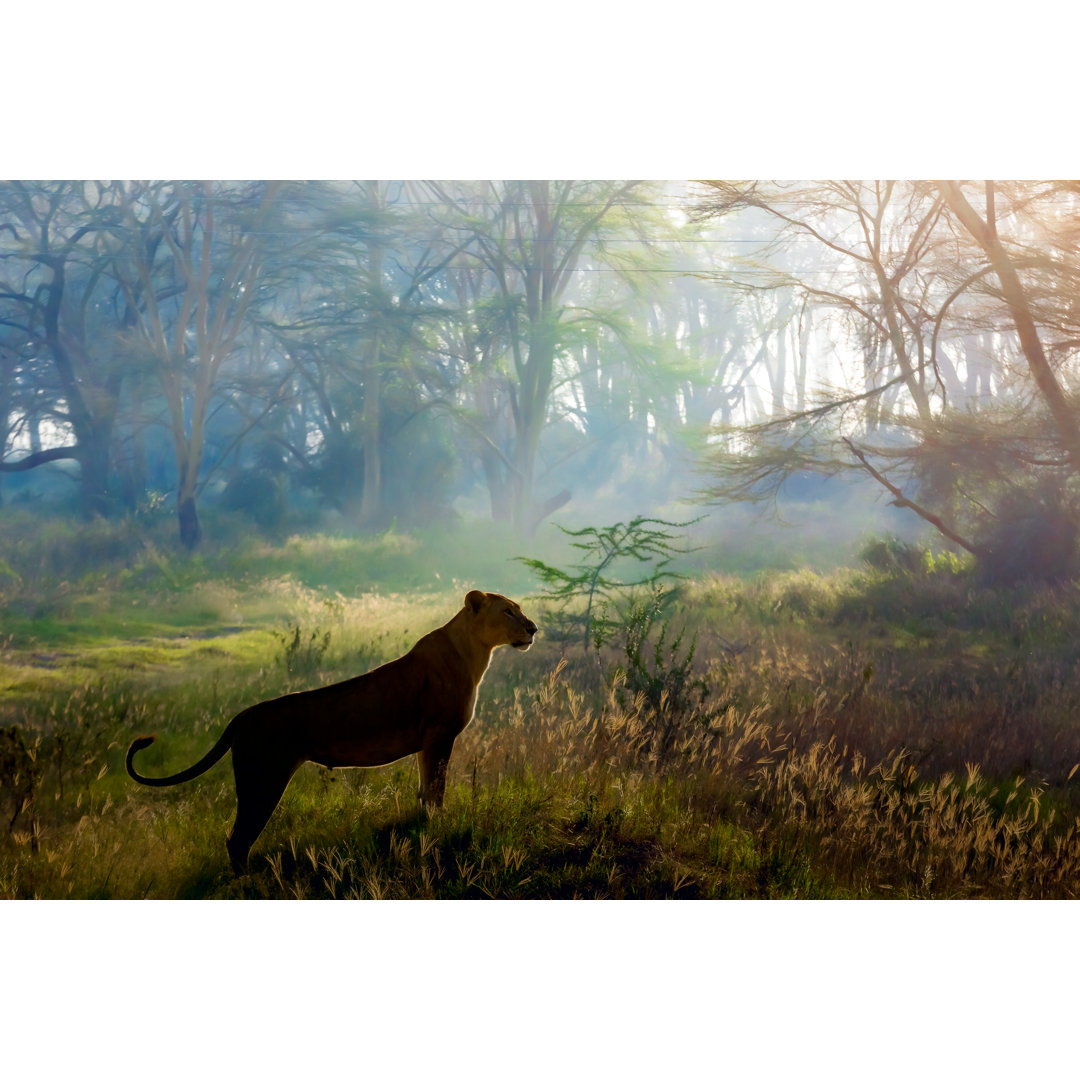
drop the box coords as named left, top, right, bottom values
left=424, top=664, right=485, bottom=739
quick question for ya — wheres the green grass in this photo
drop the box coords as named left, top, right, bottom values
left=3, top=513, right=1080, bottom=898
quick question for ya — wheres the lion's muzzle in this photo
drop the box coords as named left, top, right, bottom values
left=513, top=616, right=539, bottom=650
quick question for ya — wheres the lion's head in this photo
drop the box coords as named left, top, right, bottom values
left=465, top=590, right=538, bottom=651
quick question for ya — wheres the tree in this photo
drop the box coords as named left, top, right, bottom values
left=0, top=181, right=130, bottom=514
left=258, top=181, right=462, bottom=526
left=936, top=182, right=1080, bottom=472
left=689, top=180, right=1080, bottom=580
left=427, top=180, right=654, bottom=534
left=110, top=181, right=283, bottom=548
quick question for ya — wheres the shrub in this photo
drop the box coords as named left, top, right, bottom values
left=858, top=534, right=926, bottom=574
left=517, top=516, right=699, bottom=649
left=976, top=483, right=1079, bottom=586
left=222, top=470, right=288, bottom=532
left=619, top=585, right=708, bottom=717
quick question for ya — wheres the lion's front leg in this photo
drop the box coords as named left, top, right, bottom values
left=417, top=737, right=454, bottom=810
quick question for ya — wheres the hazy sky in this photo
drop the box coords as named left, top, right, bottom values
left=8, top=5, right=1070, bottom=178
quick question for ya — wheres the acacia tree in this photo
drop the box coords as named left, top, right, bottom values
left=690, top=180, right=1080, bottom=579
left=690, top=181, right=950, bottom=505
left=618, top=239, right=813, bottom=469
left=937, top=182, right=1080, bottom=470
left=257, top=181, right=463, bottom=525
left=427, top=259, right=519, bottom=520
left=930, top=181, right=1080, bottom=577
left=556, top=258, right=748, bottom=498
left=348, top=182, right=466, bottom=525
left=0, top=181, right=130, bottom=514
left=428, top=180, right=659, bottom=534
left=110, top=180, right=283, bottom=548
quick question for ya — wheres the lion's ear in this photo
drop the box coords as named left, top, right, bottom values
left=465, top=590, right=487, bottom=614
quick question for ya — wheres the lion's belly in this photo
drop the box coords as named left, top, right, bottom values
left=306, top=719, right=422, bottom=769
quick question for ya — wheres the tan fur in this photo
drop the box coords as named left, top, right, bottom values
left=126, top=590, right=537, bottom=871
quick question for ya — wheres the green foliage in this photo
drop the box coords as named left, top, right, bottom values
left=858, top=534, right=971, bottom=578
left=858, top=534, right=926, bottom=574
left=134, top=490, right=171, bottom=524
left=618, top=584, right=709, bottom=719
left=517, top=515, right=700, bottom=649
left=222, top=470, right=288, bottom=533
left=0, top=510, right=158, bottom=586
left=0, top=508, right=533, bottom=623
left=520, top=517, right=722, bottom=765
left=922, top=548, right=967, bottom=575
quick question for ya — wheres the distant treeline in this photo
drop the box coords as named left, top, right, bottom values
left=2, top=181, right=1078, bottom=580
left=0, top=181, right=728, bottom=544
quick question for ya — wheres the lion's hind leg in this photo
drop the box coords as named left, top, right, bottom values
left=227, top=750, right=301, bottom=873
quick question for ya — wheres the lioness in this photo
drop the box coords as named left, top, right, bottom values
left=126, top=590, right=537, bottom=871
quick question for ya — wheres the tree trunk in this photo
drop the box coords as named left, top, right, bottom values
left=177, top=471, right=202, bottom=550
left=938, top=181, right=1080, bottom=474
left=530, top=488, right=571, bottom=536
left=358, top=337, right=382, bottom=525
left=121, top=374, right=149, bottom=508
left=41, top=258, right=118, bottom=515
left=480, top=445, right=512, bottom=522
left=511, top=313, right=557, bottom=534
left=78, top=423, right=114, bottom=517
left=770, top=318, right=787, bottom=414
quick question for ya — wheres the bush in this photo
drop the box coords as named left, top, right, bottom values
left=222, top=470, right=288, bottom=532
left=976, top=484, right=1079, bottom=586
left=0, top=510, right=162, bottom=586
left=517, top=516, right=699, bottom=649
left=858, top=534, right=926, bottom=574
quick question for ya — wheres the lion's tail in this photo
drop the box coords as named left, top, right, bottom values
left=126, top=719, right=238, bottom=788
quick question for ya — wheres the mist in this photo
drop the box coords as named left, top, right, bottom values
left=0, top=179, right=979, bottom=582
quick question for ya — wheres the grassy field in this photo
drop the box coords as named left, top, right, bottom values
left=2, top=512, right=1080, bottom=899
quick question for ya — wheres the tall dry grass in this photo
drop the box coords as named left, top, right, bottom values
left=452, top=638, right=1080, bottom=898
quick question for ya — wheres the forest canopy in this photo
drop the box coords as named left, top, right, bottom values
left=2, top=180, right=1078, bottom=580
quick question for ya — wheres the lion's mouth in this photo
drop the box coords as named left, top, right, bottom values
left=511, top=617, right=538, bottom=651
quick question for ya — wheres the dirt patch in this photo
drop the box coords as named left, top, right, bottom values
left=179, top=626, right=247, bottom=641
left=29, top=652, right=77, bottom=668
